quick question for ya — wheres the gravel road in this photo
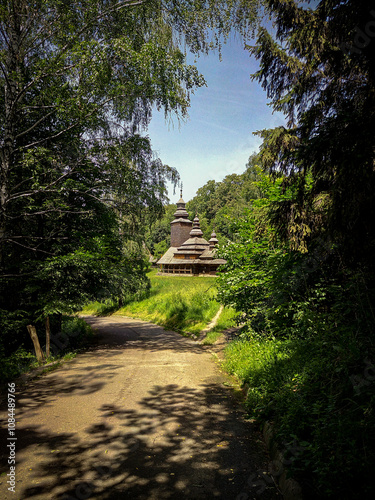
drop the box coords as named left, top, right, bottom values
left=0, top=315, right=281, bottom=499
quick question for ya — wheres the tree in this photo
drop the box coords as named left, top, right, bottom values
left=217, top=4, right=375, bottom=496
left=187, top=179, right=219, bottom=222
left=249, top=0, right=375, bottom=268
left=0, top=0, right=261, bottom=353
left=0, top=0, right=261, bottom=268
left=145, top=203, right=176, bottom=255
left=186, top=155, right=262, bottom=239
left=0, top=0, right=260, bottom=259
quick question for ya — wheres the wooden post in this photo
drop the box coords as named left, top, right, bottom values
left=27, top=325, right=45, bottom=363
left=45, top=316, right=51, bottom=358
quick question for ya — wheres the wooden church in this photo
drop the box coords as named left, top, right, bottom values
left=157, top=191, right=226, bottom=275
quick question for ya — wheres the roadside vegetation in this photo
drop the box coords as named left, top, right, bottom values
left=214, top=0, right=375, bottom=496
left=213, top=160, right=375, bottom=499
left=0, top=316, right=93, bottom=384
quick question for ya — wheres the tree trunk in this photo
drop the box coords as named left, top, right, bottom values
left=45, top=316, right=51, bottom=358
left=27, top=325, right=45, bottom=363
left=0, top=3, right=24, bottom=267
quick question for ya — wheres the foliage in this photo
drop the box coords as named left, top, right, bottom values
left=59, top=315, right=94, bottom=351
left=186, top=155, right=263, bottom=240
left=145, top=204, right=176, bottom=256
left=153, top=239, right=169, bottom=260
left=219, top=6, right=375, bottom=494
left=223, top=294, right=375, bottom=499
left=0, top=315, right=93, bottom=383
left=0, top=0, right=261, bottom=358
left=217, top=164, right=375, bottom=497
left=0, top=347, right=36, bottom=383
left=249, top=0, right=375, bottom=268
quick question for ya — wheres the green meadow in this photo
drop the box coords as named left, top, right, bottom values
left=82, top=269, right=236, bottom=339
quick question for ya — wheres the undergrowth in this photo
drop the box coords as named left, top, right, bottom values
left=0, top=316, right=93, bottom=383
left=223, top=319, right=375, bottom=499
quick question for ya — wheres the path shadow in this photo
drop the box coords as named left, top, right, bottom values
left=82, top=316, right=209, bottom=355
left=0, top=383, right=280, bottom=499
left=0, top=316, right=281, bottom=499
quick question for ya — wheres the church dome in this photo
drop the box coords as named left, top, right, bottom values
left=189, top=215, right=204, bottom=237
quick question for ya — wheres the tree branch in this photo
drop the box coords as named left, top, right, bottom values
left=15, top=110, right=56, bottom=139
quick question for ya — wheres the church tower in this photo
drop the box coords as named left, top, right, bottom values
left=156, top=190, right=226, bottom=275
left=170, top=189, right=192, bottom=247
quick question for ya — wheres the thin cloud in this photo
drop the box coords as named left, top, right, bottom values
left=194, top=118, right=239, bottom=134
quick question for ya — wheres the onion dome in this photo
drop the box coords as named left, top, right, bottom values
left=189, top=214, right=203, bottom=237
left=209, top=230, right=219, bottom=249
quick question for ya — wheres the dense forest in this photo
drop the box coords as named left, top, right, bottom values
left=1, top=1, right=375, bottom=499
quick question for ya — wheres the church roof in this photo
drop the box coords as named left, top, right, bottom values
left=209, top=230, right=219, bottom=246
left=176, top=215, right=210, bottom=253
left=171, top=217, right=192, bottom=225
left=189, top=215, right=204, bottom=237
left=156, top=246, right=224, bottom=265
left=176, top=236, right=209, bottom=251
left=172, top=188, right=191, bottom=223
left=156, top=247, right=178, bottom=265
left=156, top=191, right=226, bottom=272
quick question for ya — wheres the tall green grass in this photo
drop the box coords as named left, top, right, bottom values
left=117, top=271, right=220, bottom=334
left=82, top=270, right=236, bottom=336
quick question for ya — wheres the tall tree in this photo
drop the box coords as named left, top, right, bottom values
left=0, top=0, right=260, bottom=267
left=0, top=0, right=261, bottom=349
left=249, top=0, right=375, bottom=267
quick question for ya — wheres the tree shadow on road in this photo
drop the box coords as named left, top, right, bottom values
left=1, top=383, right=280, bottom=500
left=82, top=316, right=208, bottom=354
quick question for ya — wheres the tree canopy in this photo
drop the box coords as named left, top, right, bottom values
left=215, top=3, right=375, bottom=497
left=0, top=0, right=261, bottom=352
left=249, top=0, right=375, bottom=267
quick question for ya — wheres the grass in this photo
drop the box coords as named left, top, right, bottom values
left=222, top=327, right=375, bottom=499
left=201, top=306, right=238, bottom=344
left=82, top=269, right=237, bottom=336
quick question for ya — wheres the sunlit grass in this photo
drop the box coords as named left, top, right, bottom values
left=82, top=269, right=236, bottom=336
left=201, top=307, right=238, bottom=344
left=116, top=270, right=220, bottom=334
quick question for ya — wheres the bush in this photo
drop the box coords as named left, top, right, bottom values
left=0, top=347, right=36, bottom=383
left=0, top=315, right=93, bottom=383
left=59, top=316, right=94, bottom=351
left=223, top=315, right=375, bottom=499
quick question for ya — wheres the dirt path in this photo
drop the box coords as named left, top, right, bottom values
left=0, top=316, right=280, bottom=499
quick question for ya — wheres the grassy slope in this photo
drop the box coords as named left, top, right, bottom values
left=82, top=269, right=236, bottom=338
left=222, top=327, right=375, bottom=499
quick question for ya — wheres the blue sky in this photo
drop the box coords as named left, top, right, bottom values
left=146, top=34, right=286, bottom=203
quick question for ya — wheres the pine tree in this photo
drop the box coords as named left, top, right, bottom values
left=250, top=0, right=375, bottom=267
